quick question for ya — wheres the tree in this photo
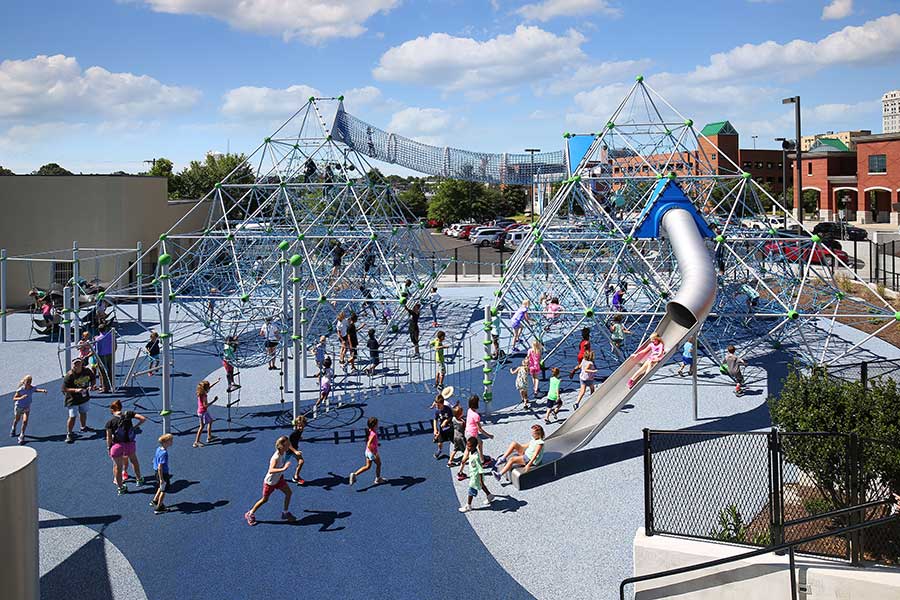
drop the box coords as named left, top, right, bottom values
left=177, top=153, right=254, bottom=200
left=34, top=163, right=73, bottom=176
left=497, top=185, right=528, bottom=217
left=398, top=181, right=428, bottom=218
left=769, top=369, right=900, bottom=508
left=0, top=165, right=14, bottom=176
left=428, top=179, right=482, bottom=224
left=143, top=158, right=182, bottom=199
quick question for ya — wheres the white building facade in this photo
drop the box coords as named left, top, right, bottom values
left=885, top=89, right=900, bottom=134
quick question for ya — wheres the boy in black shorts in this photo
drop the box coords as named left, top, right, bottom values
left=288, top=415, right=307, bottom=485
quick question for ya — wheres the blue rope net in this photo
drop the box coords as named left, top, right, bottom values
left=332, top=108, right=567, bottom=185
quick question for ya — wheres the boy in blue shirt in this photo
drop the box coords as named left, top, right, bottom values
left=677, top=340, right=694, bottom=376
left=151, top=433, right=174, bottom=514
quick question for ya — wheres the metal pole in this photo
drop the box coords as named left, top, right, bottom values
left=781, top=147, right=788, bottom=228
left=291, top=259, right=302, bottom=419
left=72, top=241, right=80, bottom=345
left=158, top=249, right=172, bottom=434
left=531, top=153, right=535, bottom=223
left=691, top=333, right=698, bottom=420
left=280, top=244, right=289, bottom=401
left=795, top=99, right=803, bottom=224
left=477, top=245, right=481, bottom=282
left=482, top=305, right=493, bottom=405
left=788, top=547, right=798, bottom=600
left=63, top=287, right=72, bottom=368
left=136, top=241, right=143, bottom=323
left=643, top=428, right=654, bottom=535
left=0, top=248, right=6, bottom=342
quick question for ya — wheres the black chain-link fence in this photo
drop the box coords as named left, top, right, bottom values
left=825, top=359, right=900, bottom=387
left=644, top=429, right=899, bottom=565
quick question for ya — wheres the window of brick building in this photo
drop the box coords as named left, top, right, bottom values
left=766, top=162, right=773, bottom=169
left=756, top=162, right=763, bottom=169
left=808, top=162, right=813, bottom=175
left=777, top=162, right=782, bottom=169
left=743, top=161, right=752, bottom=169
left=710, top=153, right=717, bottom=160
left=868, top=154, right=887, bottom=174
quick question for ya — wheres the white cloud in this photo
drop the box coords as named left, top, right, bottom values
left=540, top=58, right=652, bottom=95
left=822, top=0, right=853, bottom=20
left=0, top=54, right=200, bottom=121
left=221, top=85, right=323, bottom=119
left=387, top=107, right=453, bottom=142
left=688, top=13, right=900, bottom=83
left=221, top=84, right=386, bottom=120
left=517, top=0, right=621, bottom=20
left=373, top=25, right=586, bottom=94
left=137, top=0, right=399, bottom=43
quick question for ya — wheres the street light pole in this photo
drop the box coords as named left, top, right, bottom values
left=752, top=135, right=758, bottom=150
left=775, top=137, right=793, bottom=229
left=782, top=96, right=803, bottom=224
left=525, top=148, right=540, bottom=223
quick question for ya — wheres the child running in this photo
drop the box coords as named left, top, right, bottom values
left=223, top=337, right=240, bottom=393
left=457, top=395, right=493, bottom=480
left=574, top=350, right=597, bottom=410
left=314, top=357, right=334, bottom=418
left=313, top=336, right=327, bottom=378
left=193, top=379, right=219, bottom=448
left=366, top=329, right=380, bottom=376
left=448, top=404, right=466, bottom=468
left=725, top=345, right=747, bottom=396
left=628, top=332, right=666, bottom=389
left=145, top=331, right=161, bottom=376
left=609, top=315, right=630, bottom=360
left=245, top=436, right=296, bottom=525
left=493, top=424, right=546, bottom=481
left=431, top=330, right=448, bottom=389
left=11, top=375, right=48, bottom=445
left=509, top=300, right=530, bottom=352
left=349, top=417, right=386, bottom=485
left=288, top=415, right=307, bottom=485
left=429, top=286, right=442, bottom=327
left=458, top=436, right=494, bottom=512
left=677, top=340, right=694, bottom=376
left=526, top=339, right=542, bottom=396
left=543, top=368, right=563, bottom=423
left=569, top=328, right=591, bottom=379
left=510, top=358, right=531, bottom=410
left=431, top=389, right=454, bottom=459
left=150, top=433, right=173, bottom=514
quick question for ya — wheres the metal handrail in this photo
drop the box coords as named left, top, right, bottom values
left=620, top=500, right=899, bottom=600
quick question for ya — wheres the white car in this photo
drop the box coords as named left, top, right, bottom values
left=742, top=215, right=788, bottom=230
left=470, top=228, right=503, bottom=246
left=504, top=229, right=528, bottom=248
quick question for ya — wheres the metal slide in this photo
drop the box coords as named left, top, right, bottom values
left=511, top=208, right=717, bottom=489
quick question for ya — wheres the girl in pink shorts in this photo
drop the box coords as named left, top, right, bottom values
left=628, top=332, right=666, bottom=389
left=348, top=417, right=386, bottom=485
left=526, top=339, right=542, bottom=396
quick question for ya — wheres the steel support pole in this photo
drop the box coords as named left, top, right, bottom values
left=643, top=428, right=654, bottom=535
left=0, top=248, right=7, bottom=342
left=300, top=296, right=308, bottom=379
left=691, top=333, right=698, bottom=421
left=72, top=241, right=80, bottom=345
left=159, top=250, right=172, bottom=434
left=136, top=241, right=143, bottom=323
left=63, top=287, right=72, bottom=369
left=482, top=305, right=493, bottom=405
left=291, top=263, right=301, bottom=419
left=280, top=247, right=289, bottom=401
left=795, top=99, right=803, bottom=225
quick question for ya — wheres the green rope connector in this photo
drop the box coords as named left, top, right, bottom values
left=278, top=240, right=290, bottom=251
left=160, top=410, right=172, bottom=416
left=483, top=367, right=492, bottom=374
left=491, top=306, right=499, bottom=316
left=715, top=235, right=725, bottom=244
left=214, top=182, right=222, bottom=189
left=494, top=290, right=502, bottom=297
left=535, top=236, right=543, bottom=244
left=297, top=233, right=305, bottom=241
left=338, top=95, right=344, bottom=101
left=667, top=172, right=677, bottom=180
left=607, top=121, right=615, bottom=130
left=291, top=335, right=301, bottom=341
left=787, top=310, right=799, bottom=320
left=483, top=355, right=493, bottom=362
left=159, top=234, right=168, bottom=241
left=293, top=144, right=300, bottom=150
left=168, top=293, right=176, bottom=301
left=483, top=379, right=492, bottom=386
left=308, top=96, right=315, bottom=102
left=483, top=391, right=492, bottom=401
left=584, top=308, right=595, bottom=318
left=391, top=227, right=398, bottom=236
left=391, top=325, right=399, bottom=333
left=660, top=291, right=669, bottom=299
left=289, top=276, right=300, bottom=283
left=264, top=137, right=271, bottom=143
left=318, top=295, right=327, bottom=304
left=768, top=228, right=777, bottom=235
left=742, top=172, right=751, bottom=179
left=61, top=319, right=72, bottom=325
left=635, top=74, right=644, bottom=82
left=684, top=119, right=693, bottom=127
left=370, top=233, right=377, bottom=240
left=97, top=291, right=106, bottom=299
left=226, top=234, right=234, bottom=242
left=894, top=311, right=900, bottom=322
left=157, top=253, right=172, bottom=266
left=299, top=307, right=308, bottom=313
left=300, top=319, right=308, bottom=325
left=641, top=277, right=649, bottom=285
left=563, top=132, right=571, bottom=138
left=289, top=254, right=302, bottom=266
left=159, top=333, right=172, bottom=339
left=483, top=339, right=492, bottom=346
left=240, top=294, right=249, bottom=303
left=810, top=234, right=822, bottom=243
left=625, top=236, right=634, bottom=243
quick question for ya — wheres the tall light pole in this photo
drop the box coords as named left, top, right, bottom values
left=775, top=137, right=794, bottom=229
left=752, top=135, right=758, bottom=150
left=525, top=148, right=540, bottom=223
left=782, top=96, right=803, bottom=224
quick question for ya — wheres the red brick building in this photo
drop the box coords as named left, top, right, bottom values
left=793, top=132, right=900, bottom=224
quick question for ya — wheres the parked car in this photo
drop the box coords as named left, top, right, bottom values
left=504, top=222, right=527, bottom=233
left=493, top=219, right=517, bottom=229
left=470, top=228, right=504, bottom=247
left=742, top=215, right=788, bottom=230
left=764, top=241, right=849, bottom=265
left=458, top=224, right=479, bottom=240
left=813, top=221, right=868, bottom=241
left=502, top=229, right=528, bottom=249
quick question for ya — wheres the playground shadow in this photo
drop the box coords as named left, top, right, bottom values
left=303, top=471, right=347, bottom=491
left=39, top=514, right=122, bottom=530
left=486, top=494, right=528, bottom=514
left=356, top=475, right=426, bottom=492
left=519, top=401, right=772, bottom=489
left=168, top=500, right=229, bottom=514
left=259, top=509, right=351, bottom=532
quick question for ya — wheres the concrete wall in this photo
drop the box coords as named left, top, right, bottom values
left=0, top=176, right=208, bottom=307
left=633, top=528, right=900, bottom=599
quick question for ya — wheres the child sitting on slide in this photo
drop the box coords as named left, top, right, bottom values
left=627, top=332, right=666, bottom=390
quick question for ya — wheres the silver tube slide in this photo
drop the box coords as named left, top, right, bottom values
left=511, top=208, right=717, bottom=490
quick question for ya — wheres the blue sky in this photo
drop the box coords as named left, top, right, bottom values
left=0, top=0, right=898, bottom=174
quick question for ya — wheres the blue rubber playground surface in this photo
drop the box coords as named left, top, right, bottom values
left=3, top=288, right=899, bottom=600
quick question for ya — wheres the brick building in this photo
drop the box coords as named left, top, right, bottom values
left=791, top=132, right=900, bottom=224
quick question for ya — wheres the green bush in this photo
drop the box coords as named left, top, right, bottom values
left=769, top=369, right=900, bottom=506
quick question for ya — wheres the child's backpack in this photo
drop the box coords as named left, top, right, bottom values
left=112, top=415, right=136, bottom=444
